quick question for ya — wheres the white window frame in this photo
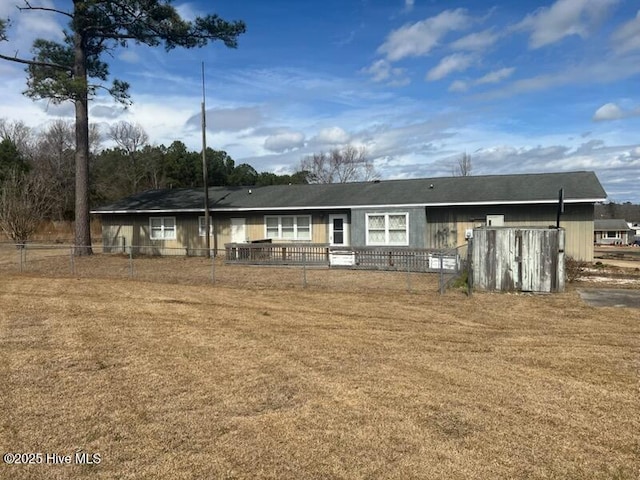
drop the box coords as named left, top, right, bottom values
left=198, top=216, right=213, bottom=237
left=149, top=216, right=176, bottom=240
left=605, top=231, right=620, bottom=239
left=264, top=215, right=312, bottom=241
left=366, top=213, right=409, bottom=246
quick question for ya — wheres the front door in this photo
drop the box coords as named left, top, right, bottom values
left=230, top=218, right=246, bottom=243
left=329, top=214, right=349, bottom=246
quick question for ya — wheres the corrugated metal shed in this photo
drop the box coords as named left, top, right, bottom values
left=471, top=227, right=565, bottom=293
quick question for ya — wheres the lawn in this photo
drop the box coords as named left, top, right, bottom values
left=0, top=267, right=639, bottom=479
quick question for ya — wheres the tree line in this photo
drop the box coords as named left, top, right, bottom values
left=0, top=118, right=308, bottom=235
left=0, top=115, right=383, bottom=243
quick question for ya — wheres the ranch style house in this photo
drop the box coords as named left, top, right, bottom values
left=91, top=170, right=607, bottom=262
left=593, top=219, right=634, bottom=245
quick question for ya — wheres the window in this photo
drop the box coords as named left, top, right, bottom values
left=605, top=231, right=619, bottom=239
left=198, top=216, right=213, bottom=236
left=366, top=213, right=408, bottom=245
left=150, top=217, right=176, bottom=240
left=264, top=215, right=312, bottom=240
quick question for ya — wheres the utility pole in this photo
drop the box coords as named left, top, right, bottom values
left=201, top=62, right=211, bottom=258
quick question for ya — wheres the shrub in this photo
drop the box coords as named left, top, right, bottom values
left=565, top=256, right=588, bottom=283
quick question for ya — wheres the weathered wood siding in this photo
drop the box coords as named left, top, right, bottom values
left=472, top=227, right=565, bottom=293
left=100, top=214, right=211, bottom=255
left=426, top=203, right=594, bottom=261
left=237, top=212, right=329, bottom=244
left=98, top=212, right=331, bottom=254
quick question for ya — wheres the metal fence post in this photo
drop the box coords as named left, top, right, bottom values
left=302, top=252, right=307, bottom=288
left=18, top=244, right=24, bottom=273
left=467, top=238, right=473, bottom=296
left=406, top=253, right=412, bottom=293
left=70, top=246, right=75, bottom=275
left=439, top=254, right=445, bottom=294
left=211, top=253, right=216, bottom=284
left=128, top=247, right=134, bottom=278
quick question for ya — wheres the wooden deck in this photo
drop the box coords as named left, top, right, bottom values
left=224, top=243, right=460, bottom=273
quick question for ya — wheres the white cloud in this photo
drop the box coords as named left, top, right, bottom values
left=313, top=126, right=351, bottom=145
left=0, top=0, right=65, bottom=55
left=448, top=80, right=469, bottom=92
left=38, top=101, right=75, bottom=118
left=611, top=10, right=640, bottom=54
left=175, top=3, right=202, bottom=22
left=387, top=76, right=411, bottom=88
left=377, top=9, right=471, bottom=61
left=186, top=106, right=264, bottom=132
left=592, top=102, right=640, bottom=121
left=361, top=59, right=409, bottom=86
left=450, top=29, right=499, bottom=51
left=91, top=105, right=126, bottom=120
left=517, top=0, right=618, bottom=49
left=426, top=53, right=474, bottom=81
left=0, top=1, right=18, bottom=17
left=449, top=67, right=515, bottom=92
left=476, top=67, right=515, bottom=85
left=362, top=59, right=392, bottom=82
left=404, top=0, right=415, bottom=12
left=264, top=131, right=305, bottom=153
left=593, top=103, right=624, bottom=121
left=14, top=0, right=64, bottom=41
left=475, top=57, right=640, bottom=100
left=98, top=93, right=204, bottom=149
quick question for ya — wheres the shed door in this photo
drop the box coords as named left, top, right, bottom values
left=231, top=218, right=246, bottom=243
left=329, top=214, right=349, bottom=246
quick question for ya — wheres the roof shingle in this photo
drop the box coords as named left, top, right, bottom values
left=92, top=171, right=606, bottom=213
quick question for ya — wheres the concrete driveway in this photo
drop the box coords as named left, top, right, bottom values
left=578, top=289, right=640, bottom=308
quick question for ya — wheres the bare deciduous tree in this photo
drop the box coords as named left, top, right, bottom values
left=0, top=169, right=53, bottom=244
left=109, top=121, right=149, bottom=154
left=453, top=152, right=472, bottom=177
left=0, top=119, right=34, bottom=160
left=30, top=120, right=101, bottom=220
left=301, top=145, right=378, bottom=183
left=108, top=121, right=150, bottom=193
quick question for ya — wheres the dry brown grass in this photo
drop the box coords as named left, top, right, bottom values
left=1, top=258, right=639, bottom=480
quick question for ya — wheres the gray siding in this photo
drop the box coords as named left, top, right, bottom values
left=351, top=207, right=426, bottom=248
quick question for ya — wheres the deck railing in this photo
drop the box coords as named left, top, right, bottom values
left=225, top=243, right=329, bottom=265
left=224, top=243, right=460, bottom=273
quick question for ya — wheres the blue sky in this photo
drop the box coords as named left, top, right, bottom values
left=1, top=0, right=640, bottom=202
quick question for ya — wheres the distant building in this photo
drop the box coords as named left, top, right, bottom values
left=594, top=219, right=633, bottom=245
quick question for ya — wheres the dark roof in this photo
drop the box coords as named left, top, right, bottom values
left=594, top=219, right=631, bottom=231
left=92, top=171, right=607, bottom=213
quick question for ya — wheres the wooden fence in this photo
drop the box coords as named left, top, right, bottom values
left=226, top=243, right=329, bottom=265
left=224, top=243, right=460, bottom=273
left=471, top=227, right=565, bottom=293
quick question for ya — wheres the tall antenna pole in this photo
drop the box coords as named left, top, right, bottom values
left=201, top=62, right=211, bottom=258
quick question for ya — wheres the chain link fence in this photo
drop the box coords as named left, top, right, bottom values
left=0, top=242, right=470, bottom=295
